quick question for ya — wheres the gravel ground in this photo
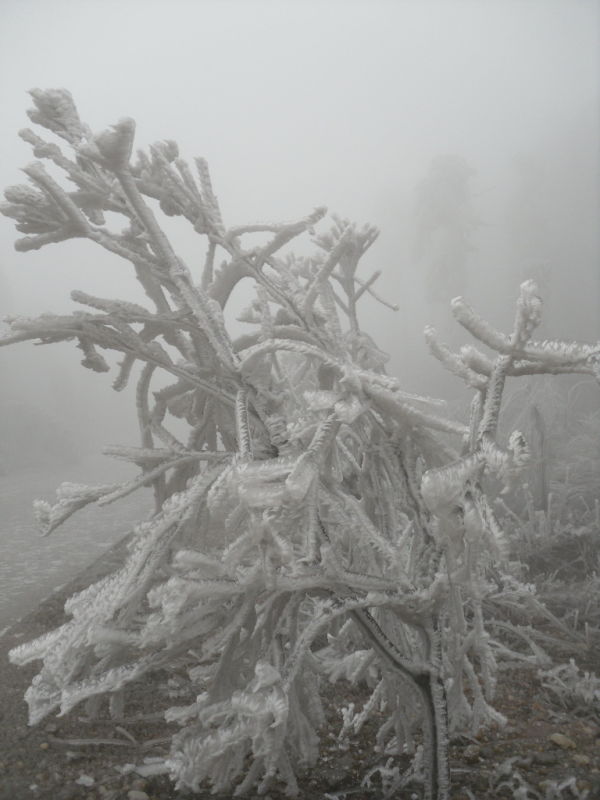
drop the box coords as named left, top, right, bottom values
left=1, top=541, right=599, bottom=800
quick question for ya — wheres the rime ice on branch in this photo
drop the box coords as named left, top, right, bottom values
left=2, top=90, right=599, bottom=800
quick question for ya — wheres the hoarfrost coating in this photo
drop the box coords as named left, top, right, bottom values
left=2, top=90, right=599, bottom=799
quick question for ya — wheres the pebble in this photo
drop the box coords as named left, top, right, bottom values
left=39, top=741, right=49, bottom=750
left=127, top=791, right=150, bottom=800
left=75, top=774, right=95, bottom=787
left=573, top=753, right=591, bottom=766
left=549, top=732, right=576, bottom=749
left=98, top=789, right=119, bottom=800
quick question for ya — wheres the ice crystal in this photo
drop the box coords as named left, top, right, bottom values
left=2, top=91, right=598, bottom=800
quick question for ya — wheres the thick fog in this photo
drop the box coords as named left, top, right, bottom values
left=0, top=0, right=598, bottom=472
left=2, top=7, right=600, bottom=792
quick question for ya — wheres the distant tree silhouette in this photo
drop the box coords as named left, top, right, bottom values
left=504, top=154, right=553, bottom=297
left=413, top=155, right=478, bottom=304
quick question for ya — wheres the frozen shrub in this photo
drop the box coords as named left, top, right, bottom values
left=2, top=90, right=599, bottom=799
left=539, top=659, right=600, bottom=717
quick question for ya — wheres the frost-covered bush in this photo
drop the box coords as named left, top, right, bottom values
left=488, top=759, right=591, bottom=800
left=493, top=376, right=600, bottom=632
left=2, top=90, right=599, bottom=800
left=540, top=659, right=600, bottom=718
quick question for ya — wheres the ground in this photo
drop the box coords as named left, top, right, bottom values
left=1, top=540, right=599, bottom=800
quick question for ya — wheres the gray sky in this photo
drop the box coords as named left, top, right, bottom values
left=1, top=0, right=599, bottom=453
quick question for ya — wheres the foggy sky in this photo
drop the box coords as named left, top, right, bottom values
left=0, top=0, right=598, bottom=462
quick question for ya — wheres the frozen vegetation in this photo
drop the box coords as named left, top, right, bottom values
left=1, top=90, right=599, bottom=799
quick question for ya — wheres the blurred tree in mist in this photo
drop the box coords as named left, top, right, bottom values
left=413, top=155, right=478, bottom=304
left=504, top=155, right=553, bottom=297
left=500, top=105, right=600, bottom=344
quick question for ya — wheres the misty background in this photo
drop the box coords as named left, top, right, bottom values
left=0, top=0, right=598, bottom=622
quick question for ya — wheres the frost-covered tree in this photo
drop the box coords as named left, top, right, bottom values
left=504, top=154, right=554, bottom=298
left=2, top=90, right=599, bottom=800
left=413, top=155, right=478, bottom=305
